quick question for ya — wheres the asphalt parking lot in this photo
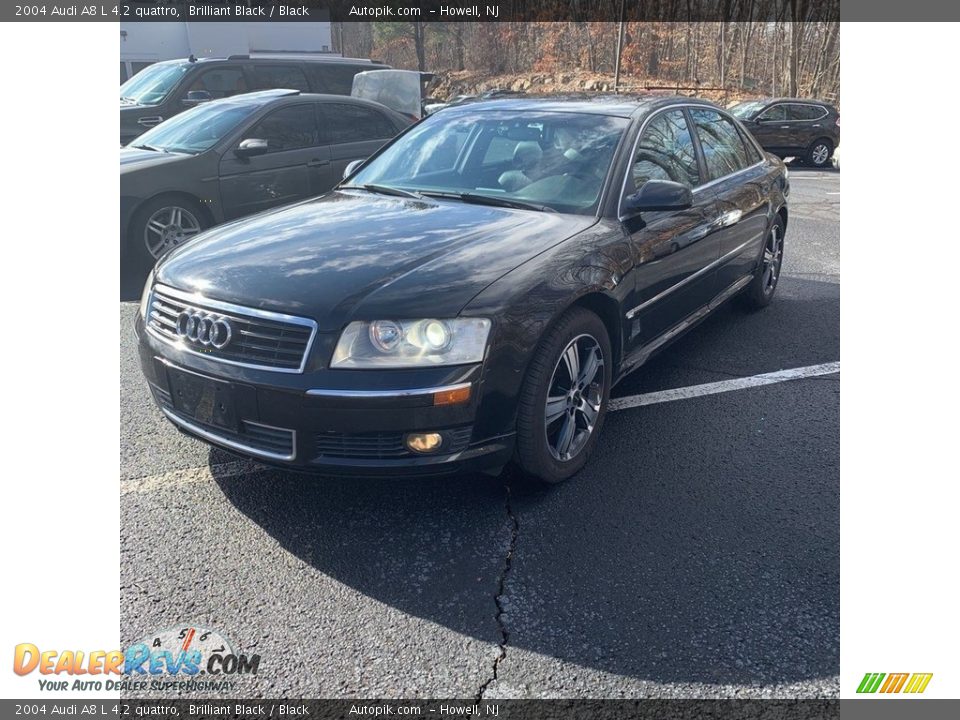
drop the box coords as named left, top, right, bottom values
left=119, top=165, right=839, bottom=698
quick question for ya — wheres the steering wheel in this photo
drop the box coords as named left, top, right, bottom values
left=562, top=160, right=599, bottom=183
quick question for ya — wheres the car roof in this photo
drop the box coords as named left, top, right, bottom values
left=441, top=94, right=720, bottom=118
left=201, top=89, right=406, bottom=118
left=743, top=97, right=837, bottom=108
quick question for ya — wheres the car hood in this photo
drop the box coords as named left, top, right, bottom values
left=120, top=147, right=190, bottom=172
left=156, top=190, right=596, bottom=330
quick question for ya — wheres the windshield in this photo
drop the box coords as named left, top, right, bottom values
left=729, top=101, right=767, bottom=120
left=346, top=110, right=629, bottom=215
left=130, top=100, right=259, bottom=154
left=120, top=63, right=190, bottom=105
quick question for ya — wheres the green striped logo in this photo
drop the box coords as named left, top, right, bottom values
left=857, top=672, right=933, bottom=694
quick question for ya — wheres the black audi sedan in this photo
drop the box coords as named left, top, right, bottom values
left=135, top=96, right=789, bottom=484
left=121, top=89, right=411, bottom=279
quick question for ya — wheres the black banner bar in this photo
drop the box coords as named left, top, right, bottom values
left=0, top=699, right=843, bottom=719
left=7, top=0, right=845, bottom=23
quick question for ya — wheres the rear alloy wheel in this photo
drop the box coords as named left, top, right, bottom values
left=740, top=217, right=785, bottom=309
left=806, top=139, right=833, bottom=168
left=516, top=308, right=612, bottom=483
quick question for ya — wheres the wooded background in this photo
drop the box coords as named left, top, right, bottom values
left=334, top=21, right=840, bottom=104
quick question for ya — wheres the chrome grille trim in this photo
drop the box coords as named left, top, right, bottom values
left=146, top=284, right=318, bottom=373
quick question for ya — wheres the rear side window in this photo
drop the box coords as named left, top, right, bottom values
left=243, top=104, right=319, bottom=152
left=632, top=109, right=700, bottom=189
left=756, top=104, right=787, bottom=122
left=306, top=65, right=365, bottom=95
left=786, top=104, right=827, bottom=121
left=319, top=103, right=397, bottom=143
left=186, top=67, right=247, bottom=100
left=689, top=109, right=752, bottom=180
left=249, top=65, right=310, bottom=92
left=737, top=125, right=764, bottom=164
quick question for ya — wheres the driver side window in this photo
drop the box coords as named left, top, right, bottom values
left=632, top=110, right=700, bottom=190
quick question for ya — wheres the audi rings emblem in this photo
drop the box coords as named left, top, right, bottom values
left=175, top=310, right=233, bottom=349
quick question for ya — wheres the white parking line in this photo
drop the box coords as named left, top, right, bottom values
left=609, top=361, right=840, bottom=412
left=121, top=459, right=258, bottom=495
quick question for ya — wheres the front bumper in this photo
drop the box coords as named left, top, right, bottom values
left=135, top=315, right=515, bottom=476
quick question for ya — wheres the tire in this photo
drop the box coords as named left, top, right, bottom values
left=126, top=195, right=206, bottom=280
left=740, top=215, right=785, bottom=310
left=515, top=307, right=613, bottom=484
left=806, top=138, right=833, bottom=168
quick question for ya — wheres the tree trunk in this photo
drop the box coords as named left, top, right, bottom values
left=453, top=23, right=465, bottom=71
left=412, top=22, right=426, bottom=72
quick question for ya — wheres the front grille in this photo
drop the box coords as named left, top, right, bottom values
left=314, top=426, right=473, bottom=460
left=147, top=285, right=316, bottom=372
left=153, top=388, right=296, bottom=460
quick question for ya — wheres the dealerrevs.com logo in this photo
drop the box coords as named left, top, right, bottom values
left=13, top=626, right=261, bottom=692
left=857, top=672, right=933, bottom=694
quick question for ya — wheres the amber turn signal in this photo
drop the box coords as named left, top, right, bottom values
left=432, top=384, right=471, bottom=406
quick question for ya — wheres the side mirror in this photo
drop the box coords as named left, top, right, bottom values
left=624, top=179, right=693, bottom=214
left=235, top=138, right=268, bottom=158
left=343, top=159, right=365, bottom=180
left=182, top=90, right=212, bottom=107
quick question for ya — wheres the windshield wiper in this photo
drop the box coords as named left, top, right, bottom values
left=419, top=191, right=552, bottom=212
left=130, top=143, right=168, bottom=153
left=340, top=184, right=423, bottom=199
left=120, top=96, right=139, bottom=105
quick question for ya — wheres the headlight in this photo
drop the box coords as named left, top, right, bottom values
left=138, top=269, right=154, bottom=319
left=331, top=318, right=491, bottom=368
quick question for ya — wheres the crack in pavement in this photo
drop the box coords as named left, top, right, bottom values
left=476, top=481, right=519, bottom=700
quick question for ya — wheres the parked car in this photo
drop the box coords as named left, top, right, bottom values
left=121, top=89, right=411, bottom=277
left=730, top=97, right=839, bottom=167
left=135, top=96, right=789, bottom=484
left=351, top=69, right=435, bottom=121
left=120, top=55, right=389, bottom=146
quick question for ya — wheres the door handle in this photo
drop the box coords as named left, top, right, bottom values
left=780, top=125, right=790, bottom=129
left=812, top=124, right=821, bottom=128
left=712, top=209, right=743, bottom=229
left=307, top=158, right=330, bottom=167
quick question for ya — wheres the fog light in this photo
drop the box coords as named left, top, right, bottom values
left=406, top=432, right=443, bottom=453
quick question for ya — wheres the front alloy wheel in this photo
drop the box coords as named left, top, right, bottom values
left=515, top=307, right=612, bottom=483
left=545, top=335, right=604, bottom=462
left=144, top=205, right=203, bottom=259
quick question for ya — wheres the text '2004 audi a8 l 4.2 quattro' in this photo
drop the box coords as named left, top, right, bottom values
left=135, top=96, right=789, bottom=484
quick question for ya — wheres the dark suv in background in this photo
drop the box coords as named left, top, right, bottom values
left=730, top=98, right=839, bottom=167
left=120, top=55, right=389, bottom=146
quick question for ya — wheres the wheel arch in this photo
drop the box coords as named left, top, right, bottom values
left=569, top=291, right=624, bottom=375
left=777, top=203, right=788, bottom=230
left=128, top=191, right=214, bottom=242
